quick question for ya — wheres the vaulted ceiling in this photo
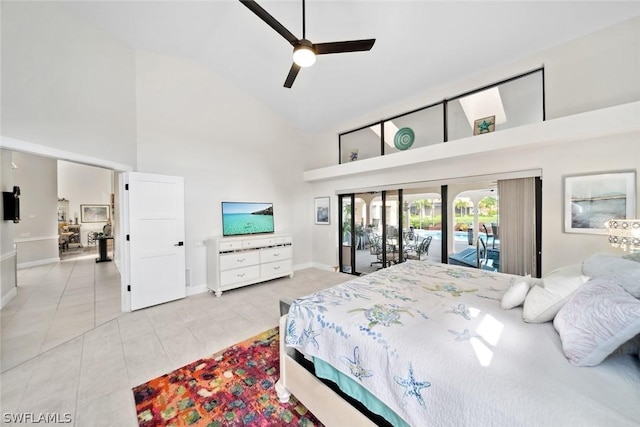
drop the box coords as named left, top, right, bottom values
left=61, top=1, right=639, bottom=132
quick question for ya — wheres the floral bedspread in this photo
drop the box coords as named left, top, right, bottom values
left=285, top=260, right=640, bottom=427
left=285, top=261, right=518, bottom=426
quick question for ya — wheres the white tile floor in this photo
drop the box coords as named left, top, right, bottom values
left=0, top=257, right=352, bottom=426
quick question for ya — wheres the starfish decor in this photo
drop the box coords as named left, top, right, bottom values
left=394, top=364, right=431, bottom=408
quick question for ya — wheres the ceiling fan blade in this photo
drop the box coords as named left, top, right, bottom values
left=240, top=0, right=299, bottom=45
left=314, top=39, right=376, bottom=55
left=284, top=63, right=301, bottom=88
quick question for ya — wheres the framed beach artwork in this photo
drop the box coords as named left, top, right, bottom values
left=81, top=204, right=110, bottom=223
left=563, top=171, right=636, bottom=234
left=315, top=197, right=330, bottom=225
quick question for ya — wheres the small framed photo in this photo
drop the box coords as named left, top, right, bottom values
left=473, top=115, right=496, bottom=135
left=81, top=204, right=110, bottom=223
left=314, top=197, right=330, bottom=225
left=564, top=171, right=636, bottom=234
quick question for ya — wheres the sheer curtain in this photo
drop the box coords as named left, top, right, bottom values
left=497, top=177, right=537, bottom=276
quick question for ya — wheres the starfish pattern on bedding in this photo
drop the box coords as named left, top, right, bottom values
left=446, top=303, right=471, bottom=320
left=394, top=364, right=430, bottom=408
left=447, top=328, right=474, bottom=341
left=299, top=323, right=321, bottom=350
left=340, top=346, right=373, bottom=381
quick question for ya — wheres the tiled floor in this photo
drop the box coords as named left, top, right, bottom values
left=1, top=253, right=122, bottom=372
left=0, top=258, right=352, bottom=426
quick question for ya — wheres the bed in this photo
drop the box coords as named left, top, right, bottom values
left=275, top=259, right=640, bottom=427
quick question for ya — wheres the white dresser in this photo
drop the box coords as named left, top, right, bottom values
left=206, top=233, right=293, bottom=296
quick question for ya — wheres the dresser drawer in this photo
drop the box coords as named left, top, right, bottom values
left=219, top=251, right=260, bottom=270
left=260, top=246, right=292, bottom=263
left=261, top=259, right=292, bottom=277
left=275, top=236, right=292, bottom=245
left=243, top=237, right=274, bottom=249
left=218, top=240, right=243, bottom=251
left=220, top=265, right=260, bottom=286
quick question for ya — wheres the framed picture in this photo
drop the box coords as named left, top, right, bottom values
left=81, top=204, right=110, bottom=223
left=564, top=171, right=636, bottom=234
left=315, top=197, right=330, bottom=225
left=473, top=115, right=495, bottom=135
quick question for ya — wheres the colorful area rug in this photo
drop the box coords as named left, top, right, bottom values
left=132, top=327, right=323, bottom=426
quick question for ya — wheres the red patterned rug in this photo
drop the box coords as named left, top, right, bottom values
left=133, top=327, right=322, bottom=426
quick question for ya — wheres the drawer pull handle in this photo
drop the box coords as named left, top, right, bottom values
left=273, top=253, right=280, bottom=257
left=274, top=266, right=280, bottom=270
left=237, top=258, right=245, bottom=262
left=237, top=273, right=245, bottom=277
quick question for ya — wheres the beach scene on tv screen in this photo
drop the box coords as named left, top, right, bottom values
left=223, top=202, right=274, bottom=235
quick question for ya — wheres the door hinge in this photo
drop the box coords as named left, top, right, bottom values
left=125, top=184, right=129, bottom=190
left=126, top=234, right=130, bottom=241
left=127, top=285, right=131, bottom=292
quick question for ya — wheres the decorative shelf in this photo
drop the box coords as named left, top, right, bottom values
left=303, top=102, right=640, bottom=182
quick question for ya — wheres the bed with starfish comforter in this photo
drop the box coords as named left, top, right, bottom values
left=281, top=260, right=640, bottom=427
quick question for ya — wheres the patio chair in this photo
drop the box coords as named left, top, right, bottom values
left=405, top=236, right=432, bottom=260
left=378, top=243, right=399, bottom=267
left=369, top=234, right=383, bottom=267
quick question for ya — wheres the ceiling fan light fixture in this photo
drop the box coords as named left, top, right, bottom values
left=293, top=43, right=316, bottom=67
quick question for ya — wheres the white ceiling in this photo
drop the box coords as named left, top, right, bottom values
left=61, top=1, right=639, bottom=132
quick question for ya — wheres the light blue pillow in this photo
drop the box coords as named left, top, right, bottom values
left=582, top=253, right=640, bottom=298
left=554, top=276, right=640, bottom=367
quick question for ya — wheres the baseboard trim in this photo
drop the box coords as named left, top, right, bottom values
left=17, top=257, right=60, bottom=269
left=0, top=250, right=17, bottom=262
left=293, top=262, right=313, bottom=271
left=186, top=284, right=208, bottom=296
left=311, top=263, right=336, bottom=272
left=0, top=287, right=17, bottom=309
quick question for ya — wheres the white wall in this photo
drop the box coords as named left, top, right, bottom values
left=58, top=161, right=114, bottom=245
left=0, top=150, right=17, bottom=306
left=304, top=17, right=640, bottom=274
left=0, top=2, right=137, bottom=168
left=11, top=152, right=59, bottom=267
left=134, top=50, right=312, bottom=289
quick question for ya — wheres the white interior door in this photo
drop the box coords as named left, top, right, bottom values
left=125, top=172, right=186, bottom=310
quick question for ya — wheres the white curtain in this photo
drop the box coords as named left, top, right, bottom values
left=497, top=177, right=537, bottom=276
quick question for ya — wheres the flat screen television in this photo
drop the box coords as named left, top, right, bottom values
left=222, top=202, right=274, bottom=236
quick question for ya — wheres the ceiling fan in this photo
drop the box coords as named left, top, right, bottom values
left=240, top=0, right=376, bottom=88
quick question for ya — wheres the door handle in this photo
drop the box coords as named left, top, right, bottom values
left=174, top=241, right=184, bottom=246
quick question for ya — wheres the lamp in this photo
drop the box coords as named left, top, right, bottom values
left=293, top=40, right=316, bottom=67
left=607, top=219, right=640, bottom=253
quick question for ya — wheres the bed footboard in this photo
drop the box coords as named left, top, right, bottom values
left=276, top=315, right=376, bottom=427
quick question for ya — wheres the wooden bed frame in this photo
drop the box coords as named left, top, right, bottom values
left=275, top=315, right=377, bottom=427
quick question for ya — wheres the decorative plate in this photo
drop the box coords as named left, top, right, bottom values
left=394, top=127, right=415, bottom=150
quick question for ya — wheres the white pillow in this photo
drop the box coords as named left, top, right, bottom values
left=553, top=276, right=640, bottom=367
left=522, top=264, right=589, bottom=323
left=501, top=275, right=533, bottom=309
left=582, top=252, right=640, bottom=298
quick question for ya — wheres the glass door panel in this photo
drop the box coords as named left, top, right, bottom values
left=339, top=195, right=354, bottom=274
left=384, top=190, right=401, bottom=267
left=354, top=192, right=382, bottom=274
left=403, top=188, right=443, bottom=263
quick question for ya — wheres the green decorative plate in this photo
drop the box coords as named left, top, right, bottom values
left=394, top=127, right=415, bottom=150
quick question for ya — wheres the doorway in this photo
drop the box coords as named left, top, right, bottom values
left=0, top=148, right=127, bottom=371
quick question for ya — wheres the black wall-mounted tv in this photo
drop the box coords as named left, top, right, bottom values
left=3, top=186, right=21, bottom=223
left=222, top=202, right=274, bottom=236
